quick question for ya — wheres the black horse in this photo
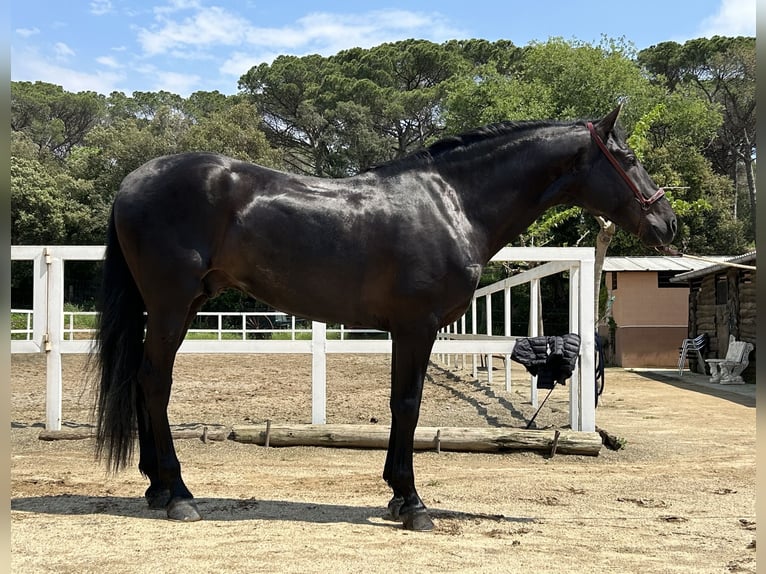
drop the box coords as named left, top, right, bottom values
left=92, top=105, right=676, bottom=531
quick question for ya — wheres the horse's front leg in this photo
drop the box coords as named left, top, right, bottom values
left=383, top=330, right=436, bottom=531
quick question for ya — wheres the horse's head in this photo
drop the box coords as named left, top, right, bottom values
left=572, top=105, right=677, bottom=247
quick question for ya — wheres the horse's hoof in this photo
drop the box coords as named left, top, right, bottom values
left=402, top=509, right=434, bottom=532
left=167, top=498, right=202, bottom=522
left=145, top=488, right=171, bottom=509
left=383, top=496, right=405, bottom=521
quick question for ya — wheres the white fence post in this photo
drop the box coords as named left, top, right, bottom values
left=471, top=298, right=478, bottom=379
left=504, top=284, right=512, bottom=391
left=485, top=293, right=492, bottom=385
left=574, top=258, right=595, bottom=432
left=311, top=321, right=327, bottom=424
left=45, top=248, right=63, bottom=431
left=529, top=278, right=540, bottom=408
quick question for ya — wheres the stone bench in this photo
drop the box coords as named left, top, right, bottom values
left=705, top=335, right=754, bottom=385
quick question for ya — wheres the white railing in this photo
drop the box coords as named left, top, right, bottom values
left=44, top=309, right=392, bottom=342
left=437, top=259, right=587, bottom=410
left=11, top=245, right=595, bottom=433
left=11, top=309, right=33, bottom=341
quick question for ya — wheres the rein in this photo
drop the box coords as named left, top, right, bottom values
left=587, top=122, right=665, bottom=210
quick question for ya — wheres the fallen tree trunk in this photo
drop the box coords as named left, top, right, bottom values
left=230, top=424, right=602, bottom=456
left=38, top=428, right=229, bottom=442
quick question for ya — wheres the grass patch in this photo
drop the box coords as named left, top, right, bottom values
left=185, top=332, right=247, bottom=341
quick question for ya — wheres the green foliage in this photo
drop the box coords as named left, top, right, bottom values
left=639, top=36, right=756, bottom=243
left=11, top=81, right=106, bottom=159
left=179, top=101, right=281, bottom=166
left=444, top=63, right=554, bottom=132
left=11, top=155, right=68, bottom=243
left=239, top=39, right=471, bottom=175
left=516, top=36, right=649, bottom=119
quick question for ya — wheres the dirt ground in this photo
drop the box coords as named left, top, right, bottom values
left=10, top=353, right=756, bottom=574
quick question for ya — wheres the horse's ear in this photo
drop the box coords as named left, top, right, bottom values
left=593, top=104, right=622, bottom=139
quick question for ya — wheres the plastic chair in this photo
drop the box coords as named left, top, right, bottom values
left=677, top=333, right=708, bottom=375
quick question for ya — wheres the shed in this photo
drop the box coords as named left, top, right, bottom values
left=599, top=256, right=727, bottom=368
left=670, top=251, right=756, bottom=380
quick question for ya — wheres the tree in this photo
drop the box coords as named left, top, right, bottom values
left=179, top=100, right=281, bottom=166
left=638, top=36, right=756, bottom=240
left=622, top=93, right=749, bottom=255
left=518, top=36, right=655, bottom=120
left=11, top=81, right=105, bottom=160
left=239, top=54, right=338, bottom=175
left=444, top=62, right=554, bottom=132
left=11, top=155, right=67, bottom=243
left=342, top=40, right=467, bottom=158
left=11, top=154, right=102, bottom=244
left=239, top=40, right=470, bottom=176
left=182, top=90, right=231, bottom=121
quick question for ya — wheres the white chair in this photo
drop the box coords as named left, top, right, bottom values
left=678, top=333, right=708, bottom=375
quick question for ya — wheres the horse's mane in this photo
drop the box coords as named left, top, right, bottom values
left=367, top=119, right=577, bottom=175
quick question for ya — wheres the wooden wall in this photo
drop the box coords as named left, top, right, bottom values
left=604, top=270, right=691, bottom=368
left=687, top=266, right=756, bottom=381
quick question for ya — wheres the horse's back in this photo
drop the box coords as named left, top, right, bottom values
left=117, top=152, right=273, bottom=209
left=114, top=152, right=276, bottom=246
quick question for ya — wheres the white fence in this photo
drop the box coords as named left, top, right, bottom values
left=11, top=245, right=595, bottom=433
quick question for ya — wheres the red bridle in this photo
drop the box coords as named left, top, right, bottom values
left=586, top=122, right=665, bottom=210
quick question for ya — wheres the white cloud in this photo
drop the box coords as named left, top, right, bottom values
left=220, top=50, right=279, bottom=78
left=96, top=55, right=121, bottom=68
left=136, top=4, right=464, bottom=63
left=243, top=10, right=463, bottom=53
left=11, top=45, right=126, bottom=93
left=90, top=0, right=113, bottom=16
left=152, top=70, right=201, bottom=94
left=156, top=0, right=203, bottom=15
left=698, top=0, right=756, bottom=37
left=138, top=5, right=249, bottom=55
left=54, top=42, right=76, bottom=60
left=16, top=27, right=40, bottom=38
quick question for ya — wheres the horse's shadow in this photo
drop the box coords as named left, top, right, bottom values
left=11, top=494, right=536, bottom=527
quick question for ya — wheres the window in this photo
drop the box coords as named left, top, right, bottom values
left=715, top=274, right=728, bottom=305
left=611, top=272, right=617, bottom=290
left=657, top=270, right=687, bottom=288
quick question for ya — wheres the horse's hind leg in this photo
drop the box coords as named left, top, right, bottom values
left=138, top=295, right=206, bottom=522
left=139, top=294, right=207, bottom=510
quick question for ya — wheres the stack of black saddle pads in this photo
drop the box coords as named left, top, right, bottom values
left=510, top=334, right=581, bottom=389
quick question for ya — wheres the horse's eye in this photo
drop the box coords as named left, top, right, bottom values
left=624, top=154, right=637, bottom=167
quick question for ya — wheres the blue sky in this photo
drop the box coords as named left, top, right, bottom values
left=11, top=0, right=756, bottom=96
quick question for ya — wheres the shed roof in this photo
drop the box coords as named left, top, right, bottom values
left=670, top=251, right=757, bottom=282
left=602, top=256, right=729, bottom=272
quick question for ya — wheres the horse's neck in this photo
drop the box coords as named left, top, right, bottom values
left=439, top=134, right=580, bottom=261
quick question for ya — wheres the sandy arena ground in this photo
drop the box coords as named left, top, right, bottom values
left=10, top=353, right=756, bottom=573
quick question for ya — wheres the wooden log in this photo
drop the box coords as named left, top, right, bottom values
left=230, top=424, right=602, bottom=456
left=38, top=428, right=230, bottom=442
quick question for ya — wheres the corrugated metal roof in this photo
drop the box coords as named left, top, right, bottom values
left=602, top=256, right=730, bottom=272
left=670, top=251, right=756, bottom=282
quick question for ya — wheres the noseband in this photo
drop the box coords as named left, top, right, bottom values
left=587, top=122, right=665, bottom=211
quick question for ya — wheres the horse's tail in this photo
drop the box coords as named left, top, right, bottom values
left=91, top=208, right=145, bottom=472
